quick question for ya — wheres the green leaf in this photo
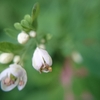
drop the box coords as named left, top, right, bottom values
left=31, top=19, right=37, bottom=31
left=14, top=22, right=22, bottom=30
left=24, top=14, right=32, bottom=24
left=21, top=19, right=30, bottom=29
left=31, top=3, right=39, bottom=21
left=0, top=42, right=23, bottom=54
left=4, top=28, right=19, bottom=39
left=31, top=3, right=39, bottom=30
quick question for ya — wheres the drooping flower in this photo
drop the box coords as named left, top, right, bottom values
left=0, top=64, right=27, bottom=91
left=0, top=53, right=14, bottom=64
left=17, top=31, right=29, bottom=44
left=32, top=47, right=52, bottom=73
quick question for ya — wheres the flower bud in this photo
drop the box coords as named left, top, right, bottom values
left=0, top=53, right=14, bottom=64
left=13, top=55, right=21, bottom=64
left=39, top=44, right=46, bottom=49
left=71, top=51, right=83, bottom=64
left=46, top=34, right=52, bottom=40
left=17, top=31, right=29, bottom=44
left=41, top=39, right=46, bottom=43
left=29, top=31, right=36, bottom=38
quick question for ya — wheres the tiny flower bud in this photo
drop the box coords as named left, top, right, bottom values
left=46, top=34, right=52, bottom=40
left=71, top=51, right=83, bottom=64
left=39, top=44, right=46, bottom=49
left=17, top=31, right=29, bottom=44
left=29, top=31, right=36, bottom=38
left=41, top=39, right=45, bottom=43
left=0, top=53, right=14, bottom=64
left=13, top=55, right=21, bottom=64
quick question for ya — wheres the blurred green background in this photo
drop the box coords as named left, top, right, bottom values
left=0, top=0, right=100, bottom=100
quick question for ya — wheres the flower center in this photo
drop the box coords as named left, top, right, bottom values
left=19, top=80, right=24, bottom=86
left=4, top=74, right=17, bottom=86
left=4, top=77, right=15, bottom=86
left=40, top=63, right=52, bottom=73
left=4, top=77, right=11, bottom=86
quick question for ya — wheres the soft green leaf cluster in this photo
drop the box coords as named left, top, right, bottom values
left=14, top=3, right=39, bottom=32
left=0, top=3, right=39, bottom=59
left=4, top=3, right=39, bottom=39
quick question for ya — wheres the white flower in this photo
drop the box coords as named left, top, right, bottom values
left=0, top=53, right=14, bottom=64
left=71, top=51, right=83, bottom=64
left=32, top=47, right=52, bottom=73
left=17, top=31, right=29, bottom=44
left=13, top=55, right=21, bottom=64
left=29, top=31, right=36, bottom=38
left=0, top=64, right=27, bottom=91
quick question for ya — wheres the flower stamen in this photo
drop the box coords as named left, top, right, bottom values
left=40, top=63, right=52, bottom=73
left=4, top=77, right=11, bottom=86
left=4, top=77, right=16, bottom=86
left=19, top=80, right=24, bottom=86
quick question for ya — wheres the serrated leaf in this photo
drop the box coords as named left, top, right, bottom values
left=14, top=23, right=22, bottom=30
left=4, top=28, right=19, bottom=39
left=0, top=42, right=23, bottom=54
left=31, top=3, right=40, bottom=21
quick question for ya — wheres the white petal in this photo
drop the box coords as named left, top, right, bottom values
left=36, top=47, right=45, bottom=64
left=9, top=64, right=24, bottom=77
left=0, top=68, right=10, bottom=80
left=42, top=70, right=50, bottom=73
left=17, top=71, right=27, bottom=91
left=1, top=77, right=19, bottom=92
left=32, top=48, right=43, bottom=70
left=39, top=48, right=52, bottom=66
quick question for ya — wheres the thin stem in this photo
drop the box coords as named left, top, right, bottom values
left=19, top=37, right=39, bottom=66
left=34, top=36, right=39, bottom=47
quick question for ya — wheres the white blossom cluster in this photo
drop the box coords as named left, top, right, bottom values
left=0, top=3, right=53, bottom=92
left=0, top=31, right=52, bottom=91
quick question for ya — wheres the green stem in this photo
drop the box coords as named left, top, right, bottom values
left=19, top=37, right=39, bottom=66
